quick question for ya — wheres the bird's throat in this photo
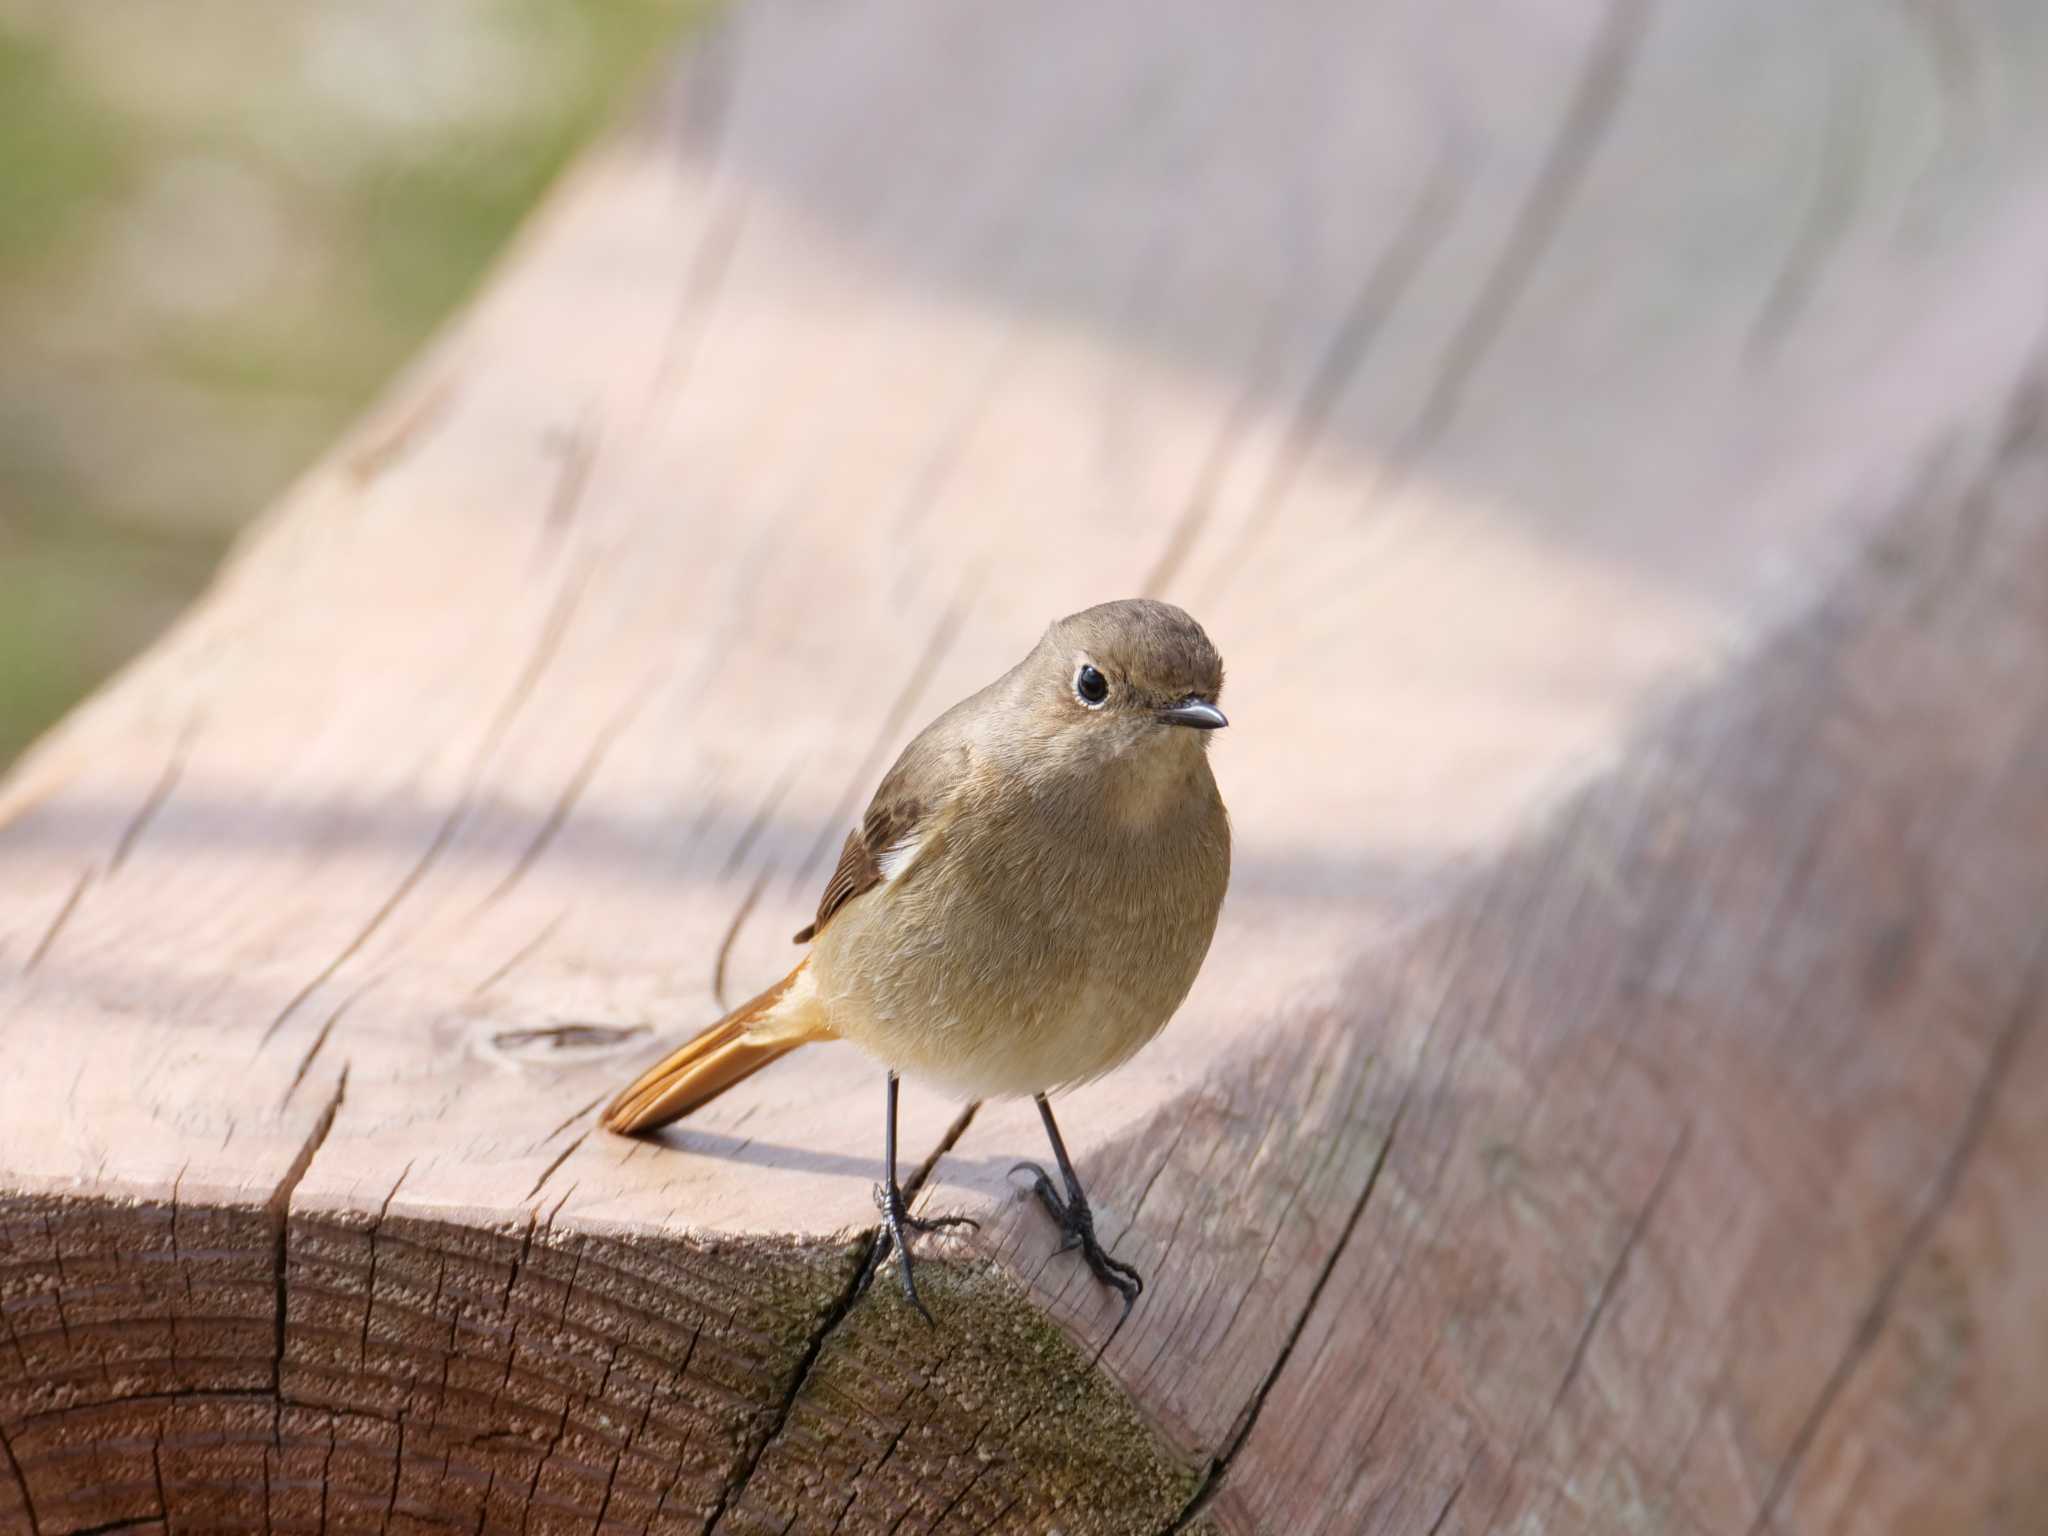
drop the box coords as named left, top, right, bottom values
left=1099, top=731, right=1208, bottom=829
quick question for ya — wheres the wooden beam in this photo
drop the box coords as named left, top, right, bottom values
left=4, top=0, right=2048, bottom=1530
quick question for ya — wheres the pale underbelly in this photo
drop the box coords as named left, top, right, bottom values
left=847, top=973, right=1167, bottom=1098
left=804, top=903, right=1191, bottom=1099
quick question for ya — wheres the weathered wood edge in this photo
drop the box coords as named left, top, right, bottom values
left=0, top=1183, right=1211, bottom=1535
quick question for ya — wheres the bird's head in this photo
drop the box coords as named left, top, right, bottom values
left=1011, top=599, right=1227, bottom=779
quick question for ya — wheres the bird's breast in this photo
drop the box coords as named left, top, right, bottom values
left=811, top=765, right=1229, bottom=1097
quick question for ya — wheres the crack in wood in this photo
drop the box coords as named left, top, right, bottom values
left=1422, top=1475, right=1464, bottom=1536
left=1896, top=0, right=1983, bottom=236
left=470, top=912, right=567, bottom=1000
left=1142, top=296, right=1287, bottom=601
left=1191, top=147, right=1466, bottom=600
left=1741, top=929, right=2047, bottom=1536
left=539, top=1092, right=609, bottom=1147
left=1551, top=1122, right=1690, bottom=1414
left=1107, top=1109, right=1233, bottom=1370
left=263, top=557, right=594, bottom=1046
left=539, top=412, right=601, bottom=557
left=967, top=1494, right=1018, bottom=1535
left=24, top=863, right=93, bottom=974
left=271, top=1063, right=346, bottom=1483
left=1110, top=1095, right=1200, bottom=1251
left=481, top=684, right=651, bottom=911
left=590, top=1414, right=629, bottom=1536
left=892, top=318, right=1025, bottom=541
left=1203, top=1115, right=1329, bottom=1367
left=109, top=722, right=195, bottom=875
left=0, top=1420, right=40, bottom=1536
left=790, top=596, right=971, bottom=895
left=704, top=761, right=802, bottom=1010
left=831, top=1365, right=966, bottom=1535
left=360, top=1161, right=415, bottom=1368
left=1473, top=1121, right=1695, bottom=1535
left=346, top=374, right=458, bottom=487
left=1747, top=58, right=1869, bottom=364
left=1398, top=0, right=1652, bottom=463
left=701, top=1096, right=981, bottom=1536
left=385, top=1411, right=410, bottom=1535
left=920, top=1453, right=992, bottom=1535
left=253, top=804, right=458, bottom=1044
left=654, top=193, right=750, bottom=408
left=284, top=985, right=371, bottom=1108
left=1900, top=0, right=1980, bottom=111
left=523, top=1130, right=591, bottom=1204
left=1162, top=1089, right=1411, bottom=1535
left=490, top=555, right=597, bottom=750
left=148, top=1442, right=167, bottom=1533
left=827, top=1418, right=911, bottom=1536
left=712, top=863, right=774, bottom=1015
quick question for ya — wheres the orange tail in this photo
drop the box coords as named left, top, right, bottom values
left=602, top=964, right=820, bottom=1134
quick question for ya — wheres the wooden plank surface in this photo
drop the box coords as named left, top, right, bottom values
left=5, top=0, right=2048, bottom=1530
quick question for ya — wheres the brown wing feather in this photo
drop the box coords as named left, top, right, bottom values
left=792, top=795, right=923, bottom=943
left=790, top=673, right=988, bottom=945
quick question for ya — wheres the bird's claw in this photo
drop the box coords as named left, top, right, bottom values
left=1009, top=1160, right=1145, bottom=1318
left=871, top=1181, right=979, bottom=1235
left=869, top=1180, right=976, bottom=1325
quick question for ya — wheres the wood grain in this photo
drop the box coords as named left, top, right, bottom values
left=5, top=0, right=2048, bottom=1529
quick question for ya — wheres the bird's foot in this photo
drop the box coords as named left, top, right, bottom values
left=1011, top=1161, right=1144, bottom=1318
left=869, top=1180, right=978, bottom=1324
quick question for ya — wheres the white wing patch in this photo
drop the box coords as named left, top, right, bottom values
left=876, top=834, right=923, bottom=884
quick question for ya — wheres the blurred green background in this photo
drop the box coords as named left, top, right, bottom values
left=0, top=0, right=699, bottom=767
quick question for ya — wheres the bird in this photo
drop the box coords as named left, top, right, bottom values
left=602, top=598, right=1231, bottom=1320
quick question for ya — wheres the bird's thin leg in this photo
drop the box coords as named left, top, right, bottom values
left=869, top=1070, right=977, bottom=1324
left=1012, top=1093, right=1144, bottom=1317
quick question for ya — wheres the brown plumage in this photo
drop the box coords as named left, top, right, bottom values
left=601, top=598, right=1232, bottom=1318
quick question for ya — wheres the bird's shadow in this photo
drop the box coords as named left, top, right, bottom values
left=637, top=1125, right=1016, bottom=1189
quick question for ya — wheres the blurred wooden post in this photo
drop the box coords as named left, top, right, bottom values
left=5, top=1, right=2048, bottom=1531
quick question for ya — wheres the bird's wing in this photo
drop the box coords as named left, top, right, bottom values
left=792, top=794, right=926, bottom=943
left=791, top=723, right=969, bottom=945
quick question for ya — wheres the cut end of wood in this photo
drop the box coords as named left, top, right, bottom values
left=0, top=1189, right=1200, bottom=1535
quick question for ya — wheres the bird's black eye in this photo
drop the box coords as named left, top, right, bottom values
left=1074, top=663, right=1109, bottom=707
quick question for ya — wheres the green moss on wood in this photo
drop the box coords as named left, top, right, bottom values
left=717, top=1254, right=1203, bottom=1535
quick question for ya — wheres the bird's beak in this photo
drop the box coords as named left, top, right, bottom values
left=1158, top=699, right=1228, bottom=730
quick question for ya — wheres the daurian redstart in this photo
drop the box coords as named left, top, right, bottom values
left=603, top=599, right=1230, bottom=1317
